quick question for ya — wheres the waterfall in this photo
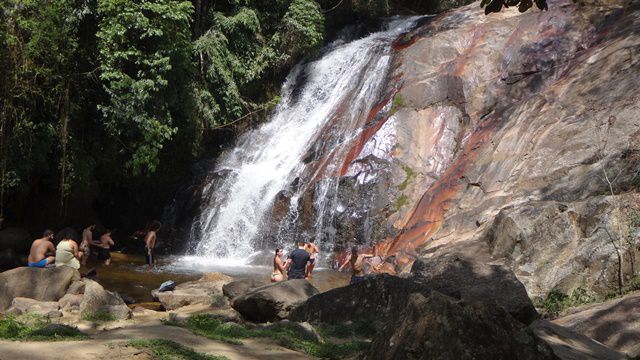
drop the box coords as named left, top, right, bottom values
left=189, top=17, right=421, bottom=265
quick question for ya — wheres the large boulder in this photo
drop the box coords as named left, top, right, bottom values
left=553, top=291, right=640, bottom=356
left=530, top=319, right=625, bottom=360
left=484, top=195, right=640, bottom=300
left=6, top=297, right=61, bottom=318
left=222, top=278, right=265, bottom=300
left=0, top=266, right=80, bottom=311
left=289, top=274, right=426, bottom=324
left=79, top=279, right=131, bottom=320
left=0, top=227, right=31, bottom=253
left=58, top=293, right=83, bottom=312
left=232, top=279, right=319, bottom=322
left=364, top=292, right=557, bottom=360
left=411, top=253, right=538, bottom=324
left=151, top=272, right=233, bottom=311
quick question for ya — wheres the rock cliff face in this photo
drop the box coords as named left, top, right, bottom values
left=317, top=0, right=640, bottom=301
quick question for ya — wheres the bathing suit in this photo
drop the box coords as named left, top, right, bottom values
left=146, top=247, right=154, bottom=265
left=28, top=258, right=48, bottom=268
left=305, top=244, right=317, bottom=265
left=97, top=247, right=111, bottom=260
left=271, top=272, right=283, bottom=282
left=350, top=275, right=365, bottom=285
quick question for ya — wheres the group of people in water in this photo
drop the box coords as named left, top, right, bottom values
left=271, top=238, right=383, bottom=285
left=26, top=221, right=162, bottom=271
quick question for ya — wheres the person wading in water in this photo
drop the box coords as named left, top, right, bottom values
left=285, top=240, right=311, bottom=280
left=81, top=224, right=95, bottom=265
left=339, top=246, right=374, bottom=285
left=305, top=239, right=319, bottom=279
left=271, top=248, right=286, bottom=282
left=144, top=221, right=161, bottom=271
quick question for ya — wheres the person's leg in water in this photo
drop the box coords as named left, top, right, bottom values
left=306, top=257, right=316, bottom=279
left=146, top=249, right=154, bottom=271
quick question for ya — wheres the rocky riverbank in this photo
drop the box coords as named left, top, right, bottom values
left=2, top=265, right=639, bottom=359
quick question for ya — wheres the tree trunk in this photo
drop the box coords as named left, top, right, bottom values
left=59, top=83, right=70, bottom=217
left=0, top=104, right=6, bottom=217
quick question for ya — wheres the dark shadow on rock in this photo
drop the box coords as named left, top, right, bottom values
left=411, top=254, right=538, bottom=324
left=555, top=292, right=640, bottom=356
left=364, top=292, right=557, bottom=360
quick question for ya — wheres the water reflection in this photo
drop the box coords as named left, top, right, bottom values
left=87, top=252, right=349, bottom=303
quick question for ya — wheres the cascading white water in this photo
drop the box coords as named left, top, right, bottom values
left=189, top=17, right=420, bottom=265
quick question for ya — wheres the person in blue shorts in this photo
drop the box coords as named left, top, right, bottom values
left=27, top=230, right=56, bottom=268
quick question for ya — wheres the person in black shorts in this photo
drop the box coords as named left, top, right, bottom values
left=285, top=240, right=311, bottom=280
left=144, top=221, right=161, bottom=271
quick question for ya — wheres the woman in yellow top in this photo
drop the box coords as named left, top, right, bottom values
left=55, top=228, right=83, bottom=270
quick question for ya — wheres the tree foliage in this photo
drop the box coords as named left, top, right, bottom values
left=193, top=0, right=324, bottom=130
left=97, top=0, right=194, bottom=174
left=0, top=0, right=496, bottom=228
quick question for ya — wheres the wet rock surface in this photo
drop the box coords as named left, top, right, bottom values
left=232, top=279, right=319, bottom=322
left=364, top=292, right=557, bottom=360
left=321, top=0, right=640, bottom=305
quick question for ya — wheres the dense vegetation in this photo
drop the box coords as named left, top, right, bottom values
left=2, top=0, right=523, bottom=233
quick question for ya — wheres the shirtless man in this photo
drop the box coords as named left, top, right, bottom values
left=305, top=239, right=320, bottom=279
left=81, top=224, right=95, bottom=265
left=339, top=246, right=374, bottom=285
left=27, top=230, right=56, bottom=268
left=144, top=221, right=161, bottom=271
left=96, top=229, right=115, bottom=265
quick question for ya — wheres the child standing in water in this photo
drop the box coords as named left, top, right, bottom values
left=305, top=239, right=319, bottom=279
left=144, top=221, right=161, bottom=271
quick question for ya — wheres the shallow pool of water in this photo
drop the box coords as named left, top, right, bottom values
left=85, top=252, right=350, bottom=303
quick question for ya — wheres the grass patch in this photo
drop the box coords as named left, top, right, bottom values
left=391, top=94, right=405, bottom=114
left=539, top=288, right=597, bottom=318
left=128, top=339, right=227, bottom=360
left=81, top=310, right=117, bottom=322
left=165, top=315, right=370, bottom=359
left=395, top=194, right=409, bottom=211
left=397, top=163, right=416, bottom=191
left=0, top=315, right=86, bottom=341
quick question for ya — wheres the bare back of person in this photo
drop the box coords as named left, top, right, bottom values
left=28, top=239, right=53, bottom=263
left=351, top=254, right=367, bottom=277
left=98, top=234, right=114, bottom=249
left=28, top=235, right=55, bottom=268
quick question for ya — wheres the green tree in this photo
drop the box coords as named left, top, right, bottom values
left=97, top=0, right=194, bottom=175
left=193, top=0, right=324, bottom=132
left=0, top=0, right=88, bottom=215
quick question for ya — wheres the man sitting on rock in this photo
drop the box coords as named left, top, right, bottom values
left=285, top=240, right=311, bottom=280
left=27, top=230, right=56, bottom=268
